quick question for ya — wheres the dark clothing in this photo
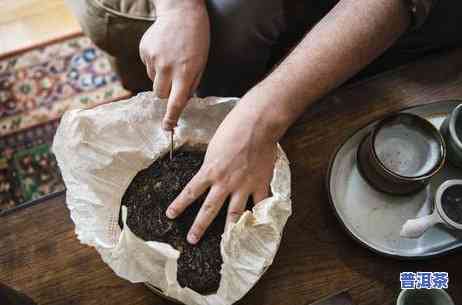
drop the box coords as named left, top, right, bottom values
left=68, top=0, right=462, bottom=95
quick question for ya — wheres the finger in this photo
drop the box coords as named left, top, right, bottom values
left=153, top=69, right=172, bottom=98
left=162, top=77, right=191, bottom=131
left=139, top=48, right=146, bottom=65
left=187, top=186, right=228, bottom=244
left=252, top=184, right=270, bottom=205
left=139, top=34, right=147, bottom=65
left=145, top=58, right=156, bottom=81
left=166, top=170, right=210, bottom=219
left=226, top=192, right=249, bottom=226
left=190, top=70, right=203, bottom=94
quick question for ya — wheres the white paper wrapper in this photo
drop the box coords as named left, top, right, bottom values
left=52, top=92, right=292, bottom=305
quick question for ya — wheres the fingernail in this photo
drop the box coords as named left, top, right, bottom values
left=162, top=118, right=176, bottom=131
left=166, top=208, right=176, bottom=219
left=187, top=232, right=198, bottom=244
left=161, top=122, right=172, bottom=131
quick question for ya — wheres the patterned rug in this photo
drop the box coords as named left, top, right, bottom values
left=0, top=34, right=131, bottom=213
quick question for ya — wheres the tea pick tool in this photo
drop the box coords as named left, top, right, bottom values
left=170, top=129, right=174, bottom=160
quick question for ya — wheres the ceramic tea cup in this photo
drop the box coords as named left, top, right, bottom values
left=397, top=289, right=455, bottom=305
left=401, top=179, right=462, bottom=238
left=358, top=113, right=446, bottom=195
left=440, top=103, right=462, bottom=168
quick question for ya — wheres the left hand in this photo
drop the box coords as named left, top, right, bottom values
left=165, top=103, right=277, bottom=244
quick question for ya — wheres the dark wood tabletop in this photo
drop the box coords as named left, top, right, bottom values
left=2, top=48, right=462, bottom=305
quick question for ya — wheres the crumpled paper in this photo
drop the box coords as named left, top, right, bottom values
left=52, top=92, right=292, bottom=305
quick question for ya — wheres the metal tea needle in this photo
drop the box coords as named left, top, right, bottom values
left=170, top=130, right=174, bottom=160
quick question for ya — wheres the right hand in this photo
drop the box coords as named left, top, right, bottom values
left=139, top=0, right=210, bottom=131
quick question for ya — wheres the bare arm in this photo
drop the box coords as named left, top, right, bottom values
left=168, top=0, right=411, bottom=244
left=240, top=0, right=411, bottom=142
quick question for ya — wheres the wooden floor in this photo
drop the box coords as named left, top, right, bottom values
left=0, top=0, right=81, bottom=56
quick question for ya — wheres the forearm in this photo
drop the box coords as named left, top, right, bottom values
left=239, top=0, right=410, bottom=143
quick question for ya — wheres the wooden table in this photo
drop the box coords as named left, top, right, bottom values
left=2, top=49, right=462, bottom=305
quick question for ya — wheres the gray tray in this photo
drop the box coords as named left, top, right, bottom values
left=327, top=100, right=462, bottom=259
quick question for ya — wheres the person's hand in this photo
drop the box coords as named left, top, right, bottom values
left=139, top=0, right=210, bottom=130
left=165, top=103, right=278, bottom=244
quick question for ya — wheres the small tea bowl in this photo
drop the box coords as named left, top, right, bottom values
left=440, top=103, right=462, bottom=168
left=401, top=179, right=462, bottom=238
left=358, top=113, right=446, bottom=195
left=397, top=289, right=455, bottom=305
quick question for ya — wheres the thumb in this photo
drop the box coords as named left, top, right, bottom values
left=162, top=80, right=190, bottom=131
